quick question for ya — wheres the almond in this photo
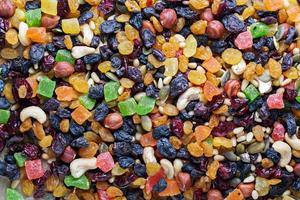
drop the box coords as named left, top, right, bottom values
left=54, top=62, right=75, bottom=78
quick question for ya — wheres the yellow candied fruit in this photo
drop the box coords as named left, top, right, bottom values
left=62, top=18, right=80, bottom=35
left=68, top=0, right=79, bottom=13
left=188, top=70, right=207, bottom=85
left=213, top=137, right=233, bottom=148
left=125, top=0, right=141, bottom=12
left=268, top=58, right=282, bottom=79
left=206, top=160, right=219, bottom=180
left=221, top=48, right=242, bottom=65
left=98, top=61, right=112, bottom=73
left=41, top=0, right=57, bottom=15
left=283, top=67, right=298, bottom=79
left=118, top=40, right=134, bottom=55
left=189, top=0, right=209, bottom=10
left=193, top=46, right=212, bottom=60
left=190, top=20, right=207, bottom=35
left=125, top=23, right=140, bottom=41
left=187, top=142, right=204, bottom=157
left=206, top=72, right=220, bottom=86
left=120, top=78, right=135, bottom=88
left=5, top=29, right=19, bottom=45
left=146, top=162, right=161, bottom=176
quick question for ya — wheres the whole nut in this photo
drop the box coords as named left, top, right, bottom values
left=0, top=0, right=16, bottom=18
left=54, top=62, right=75, bottom=78
left=41, top=15, right=60, bottom=29
left=104, top=113, right=123, bottom=130
left=201, top=8, right=214, bottom=22
left=224, top=80, right=241, bottom=98
left=160, top=8, right=177, bottom=29
left=207, top=189, right=223, bottom=200
left=206, top=20, right=225, bottom=39
left=294, top=163, right=300, bottom=176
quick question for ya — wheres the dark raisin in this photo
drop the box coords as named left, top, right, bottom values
left=131, top=143, right=143, bottom=157
left=222, top=14, right=245, bottom=33
left=153, top=125, right=170, bottom=139
left=51, top=133, right=68, bottom=155
left=113, top=130, right=133, bottom=142
left=283, top=112, right=297, bottom=136
left=100, top=20, right=122, bottom=34
left=218, top=162, right=237, bottom=180
left=145, top=84, right=159, bottom=98
left=114, top=142, right=132, bottom=156
left=265, top=147, right=280, bottom=163
left=41, top=55, right=55, bottom=72
left=111, top=56, right=122, bottom=68
left=243, top=52, right=256, bottom=61
left=169, top=75, right=189, bottom=98
left=94, top=103, right=109, bottom=121
left=83, top=54, right=102, bottom=64
left=57, top=0, right=70, bottom=17
left=88, top=84, right=104, bottom=99
left=70, top=137, right=89, bottom=148
left=43, top=98, right=60, bottom=111
left=99, top=45, right=113, bottom=60
left=210, top=40, right=228, bottom=54
left=282, top=53, right=293, bottom=71
left=25, top=0, right=40, bottom=10
left=70, top=120, right=85, bottom=137
left=133, top=163, right=146, bottom=177
left=129, top=12, right=143, bottom=30
left=141, top=29, right=155, bottom=49
left=171, top=118, right=184, bottom=138
left=285, top=26, right=298, bottom=45
left=23, top=143, right=41, bottom=160
left=152, top=49, right=165, bottom=62
left=90, top=36, right=101, bottom=48
left=153, top=178, right=167, bottom=193
left=175, top=7, right=198, bottom=19
left=118, top=156, right=135, bottom=168
left=98, top=0, right=115, bottom=15
left=127, top=66, right=143, bottom=82
left=0, top=97, right=10, bottom=109
left=57, top=108, right=71, bottom=118
left=157, top=138, right=176, bottom=159
left=78, top=11, right=93, bottom=24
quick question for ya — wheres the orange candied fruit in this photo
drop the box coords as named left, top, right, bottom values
left=263, top=0, right=283, bottom=11
left=71, top=105, right=92, bottom=125
left=158, top=179, right=180, bottom=197
left=202, top=57, right=222, bottom=73
left=140, top=132, right=157, bottom=147
left=55, top=86, right=78, bottom=101
left=26, top=27, right=47, bottom=43
left=203, top=81, right=221, bottom=101
left=226, top=189, right=244, bottom=200
left=194, top=125, right=212, bottom=142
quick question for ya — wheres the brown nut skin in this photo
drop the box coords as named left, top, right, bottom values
left=201, top=8, right=214, bottom=22
left=176, top=172, right=192, bottom=191
left=207, top=189, right=223, bottom=200
left=104, top=113, right=123, bottom=130
left=224, top=79, right=240, bottom=98
left=54, top=62, right=75, bottom=78
left=41, top=15, right=60, bottom=29
left=0, top=0, right=15, bottom=18
left=294, top=164, right=300, bottom=176
left=238, top=183, right=255, bottom=198
left=160, top=8, right=177, bottom=29
left=206, top=20, right=225, bottom=39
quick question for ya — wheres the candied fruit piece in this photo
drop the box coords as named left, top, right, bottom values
left=267, top=93, right=284, bottom=109
left=97, top=152, right=115, bottom=173
left=250, top=22, right=269, bottom=39
left=64, top=175, right=90, bottom=190
left=71, top=79, right=89, bottom=94
left=25, top=159, right=45, bottom=180
left=234, top=31, right=253, bottom=49
left=71, top=105, right=92, bottom=125
left=37, top=76, right=56, bottom=98
left=104, top=81, right=120, bottom=102
left=0, top=109, right=10, bottom=124
left=194, top=46, right=212, bottom=60
left=202, top=57, right=222, bottom=73
left=25, top=8, right=41, bottom=27
left=140, top=132, right=157, bottom=147
left=158, top=179, right=180, bottom=197
left=41, top=0, right=57, bottom=15
left=226, top=189, right=244, bottom=200
left=26, top=27, right=47, bottom=43
left=222, top=48, right=242, bottom=65
left=62, top=18, right=80, bottom=35
left=244, top=84, right=260, bottom=102
left=203, top=81, right=221, bottom=101
left=136, top=95, right=156, bottom=115
left=55, top=86, right=78, bottom=101
left=6, top=188, right=23, bottom=200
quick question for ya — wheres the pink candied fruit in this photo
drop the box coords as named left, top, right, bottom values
left=267, top=93, right=284, bottom=109
left=234, top=31, right=253, bottom=50
left=272, top=121, right=285, bottom=141
left=97, top=190, right=109, bottom=200
left=25, top=159, right=45, bottom=180
left=96, top=152, right=115, bottom=173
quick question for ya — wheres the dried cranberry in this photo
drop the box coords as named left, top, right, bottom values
left=87, top=170, right=112, bottom=182
left=23, top=143, right=41, bottom=160
left=218, top=162, right=237, bottom=180
left=41, top=55, right=55, bottom=72
left=12, top=78, right=33, bottom=100
left=170, top=118, right=183, bottom=138
left=212, top=121, right=235, bottom=137
left=284, top=89, right=297, bottom=101
left=57, top=0, right=70, bottom=17
left=98, top=0, right=115, bottom=15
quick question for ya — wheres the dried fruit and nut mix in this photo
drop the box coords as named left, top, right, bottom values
left=2, top=0, right=300, bottom=199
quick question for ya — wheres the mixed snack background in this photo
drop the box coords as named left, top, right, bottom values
left=1, top=0, right=300, bottom=199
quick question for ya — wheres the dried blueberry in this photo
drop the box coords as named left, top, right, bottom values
left=153, top=125, right=170, bottom=139
left=142, top=29, right=155, bottom=49
left=70, top=137, right=89, bottom=148
left=88, top=84, right=104, bottom=100
left=222, top=14, right=245, bottom=33
left=157, top=138, right=176, bottom=159
left=94, top=103, right=109, bottom=121
left=70, top=120, right=85, bottom=137
left=118, top=156, right=135, bottom=168
left=100, top=20, right=122, bottom=34
left=169, top=75, right=189, bottom=98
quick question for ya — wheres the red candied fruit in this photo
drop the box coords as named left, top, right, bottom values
left=25, top=159, right=45, bottom=180
left=96, top=152, right=115, bottom=173
left=272, top=121, right=285, bottom=141
left=267, top=93, right=284, bottom=109
left=234, top=31, right=253, bottom=50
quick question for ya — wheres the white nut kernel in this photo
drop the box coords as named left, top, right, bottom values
left=20, top=106, right=47, bottom=124
left=70, top=157, right=97, bottom=178
left=18, top=22, right=31, bottom=46
left=176, top=87, right=201, bottom=111
left=285, top=133, right=300, bottom=151
left=272, top=141, right=292, bottom=167
left=143, top=147, right=157, bottom=164
left=81, top=24, right=93, bottom=46
left=71, top=46, right=96, bottom=59
left=160, top=159, right=174, bottom=179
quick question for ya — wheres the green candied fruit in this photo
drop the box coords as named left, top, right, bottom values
left=0, top=109, right=10, bottom=124
left=244, top=84, right=260, bottom=102
left=64, top=175, right=90, bottom=190
left=14, top=152, right=27, bottom=167
left=136, top=96, right=156, bottom=115
left=6, top=188, right=24, bottom=200
left=104, top=81, right=120, bottom=102
left=79, top=95, right=96, bottom=110
left=25, top=8, right=42, bottom=27
left=55, top=50, right=75, bottom=65
left=296, top=88, right=300, bottom=103
left=118, top=97, right=137, bottom=116
left=37, top=76, right=56, bottom=98
left=250, top=22, right=269, bottom=39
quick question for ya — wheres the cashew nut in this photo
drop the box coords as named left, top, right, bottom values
left=285, top=133, right=300, bottom=151
left=71, top=46, right=96, bottom=59
left=81, top=24, right=93, bottom=46
left=173, top=159, right=183, bottom=175
left=272, top=141, right=292, bottom=167
left=70, top=157, right=97, bottom=178
left=160, top=159, right=174, bottom=179
left=176, top=87, right=201, bottom=111
left=18, top=22, right=31, bottom=46
left=20, top=106, right=47, bottom=124
left=143, top=147, right=157, bottom=164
